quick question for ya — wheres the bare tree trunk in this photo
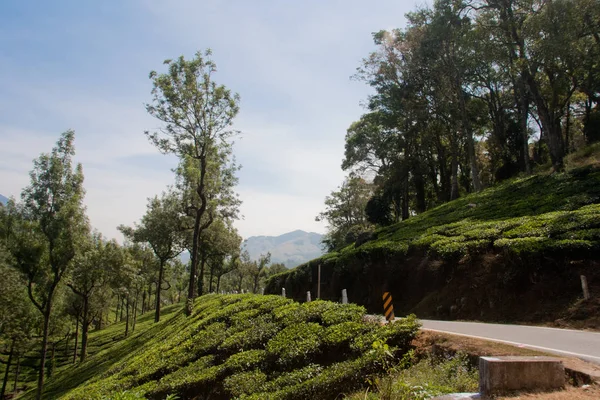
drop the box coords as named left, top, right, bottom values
left=141, top=290, right=146, bottom=315
left=216, top=275, right=222, bottom=293
left=450, top=148, right=460, bottom=200
left=1, top=338, right=15, bottom=400
left=456, top=76, right=482, bottom=192
left=124, top=296, right=130, bottom=337
left=48, top=342, right=56, bottom=378
left=132, top=296, right=138, bottom=333
left=114, top=293, right=120, bottom=323
left=13, top=353, right=20, bottom=394
left=148, top=283, right=153, bottom=310
left=73, top=313, right=79, bottom=364
left=80, top=297, right=90, bottom=363
left=155, top=260, right=165, bottom=323
left=517, top=76, right=531, bottom=174
left=36, top=294, right=54, bottom=400
left=186, top=210, right=203, bottom=315
left=209, top=265, right=215, bottom=293
left=119, top=296, right=124, bottom=321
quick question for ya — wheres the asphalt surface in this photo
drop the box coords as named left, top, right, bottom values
left=420, top=319, right=600, bottom=365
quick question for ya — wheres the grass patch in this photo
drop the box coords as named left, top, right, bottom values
left=345, top=352, right=478, bottom=400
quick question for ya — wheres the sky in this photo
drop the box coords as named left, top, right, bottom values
left=0, top=0, right=427, bottom=241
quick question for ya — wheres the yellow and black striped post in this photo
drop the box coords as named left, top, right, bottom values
left=382, top=292, right=395, bottom=322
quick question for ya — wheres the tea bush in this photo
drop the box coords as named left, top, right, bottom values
left=49, top=294, right=421, bottom=400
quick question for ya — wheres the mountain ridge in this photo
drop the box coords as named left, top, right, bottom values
left=243, top=229, right=323, bottom=268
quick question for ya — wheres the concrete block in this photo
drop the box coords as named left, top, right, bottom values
left=479, top=356, right=564, bottom=395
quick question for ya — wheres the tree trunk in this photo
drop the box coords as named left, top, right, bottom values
left=124, top=296, right=130, bottom=337
left=119, top=296, right=124, bottom=321
left=456, top=76, right=482, bottom=192
left=13, top=354, right=20, bottom=394
left=1, top=338, right=15, bottom=400
left=148, top=283, right=153, bottom=310
left=517, top=76, right=531, bottom=174
left=200, top=252, right=208, bottom=298
left=187, top=209, right=203, bottom=316
left=48, top=342, right=56, bottom=378
left=36, top=295, right=54, bottom=400
left=115, top=294, right=120, bottom=323
left=155, top=260, right=165, bottom=323
left=141, top=290, right=146, bottom=315
left=450, top=148, right=460, bottom=200
left=132, top=297, right=138, bottom=332
left=216, top=275, right=222, bottom=293
left=80, top=297, right=90, bottom=363
left=237, top=273, right=244, bottom=293
left=522, top=65, right=565, bottom=171
left=73, top=313, right=80, bottom=364
left=253, top=273, right=260, bottom=294
left=209, top=265, right=215, bottom=293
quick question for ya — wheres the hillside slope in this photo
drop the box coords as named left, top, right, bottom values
left=29, top=294, right=419, bottom=400
left=243, top=230, right=324, bottom=268
left=266, top=164, right=600, bottom=328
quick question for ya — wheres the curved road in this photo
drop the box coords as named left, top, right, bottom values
left=420, top=319, right=600, bottom=365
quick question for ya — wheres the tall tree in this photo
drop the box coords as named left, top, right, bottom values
left=15, top=131, right=87, bottom=399
left=316, top=175, right=374, bottom=251
left=145, top=50, right=241, bottom=315
left=66, top=233, right=121, bottom=361
left=119, top=191, right=183, bottom=322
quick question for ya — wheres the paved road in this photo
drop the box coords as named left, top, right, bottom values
left=420, top=319, right=600, bottom=365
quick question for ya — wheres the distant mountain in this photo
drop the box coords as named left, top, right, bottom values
left=243, top=230, right=324, bottom=268
left=0, top=194, right=8, bottom=206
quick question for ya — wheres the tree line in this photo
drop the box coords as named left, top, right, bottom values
left=0, top=50, right=283, bottom=399
left=318, top=0, right=600, bottom=250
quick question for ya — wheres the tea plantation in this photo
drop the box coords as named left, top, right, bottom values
left=28, top=294, right=419, bottom=400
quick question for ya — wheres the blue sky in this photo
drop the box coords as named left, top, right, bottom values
left=0, top=0, right=426, bottom=240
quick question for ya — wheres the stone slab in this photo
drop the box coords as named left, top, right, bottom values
left=479, top=356, right=564, bottom=395
left=432, top=393, right=480, bottom=399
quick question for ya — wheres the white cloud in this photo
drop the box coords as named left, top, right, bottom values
left=1, top=0, right=424, bottom=241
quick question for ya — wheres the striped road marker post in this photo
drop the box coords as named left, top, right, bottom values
left=382, top=292, right=395, bottom=322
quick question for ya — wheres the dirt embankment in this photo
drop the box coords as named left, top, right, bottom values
left=414, top=330, right=600, bottom=399
left=275, top=251, right=600, bottom=330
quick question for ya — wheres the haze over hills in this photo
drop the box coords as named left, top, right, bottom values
left=0, top=194, right=8, bottom=206
left=243, top=229, right=324, bottom=268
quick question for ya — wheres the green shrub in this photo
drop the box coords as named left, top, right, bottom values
left=224, top=370, right=268, bottom=398
left=220, top=316, right=280, bottom=352
left=266, top=322, right=324, bottom=366
left=323, top=322, right=372, bottom=348
left=351, top=316, right=420, bottom=354
left=223, top=349, right=269, bottom=373
left=150, top=357, right=219, bottom=398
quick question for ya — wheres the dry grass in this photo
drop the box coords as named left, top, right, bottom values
left=413, top=331, right=551, bottom=358
left=413, top=330, right=600, bottom=392
left=496, top=383, right=600, bottom=399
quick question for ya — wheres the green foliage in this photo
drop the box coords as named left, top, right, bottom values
left=266, top=322, right=324, bottom=366
left=223, top=370, right=267, bottom=397
left=345, top=352, right=478, bottom=400
left=37, top=294, right=421, bottom=400
left=267, top=167, right=600, bottom=295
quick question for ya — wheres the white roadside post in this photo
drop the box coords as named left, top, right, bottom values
left=581, top=275, right=590, bottom=300
left=282, top=288, right=286, bottom=298
left=306, top=291, right=311, bottom=302
left=342, top=289, right=348, bottom=304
